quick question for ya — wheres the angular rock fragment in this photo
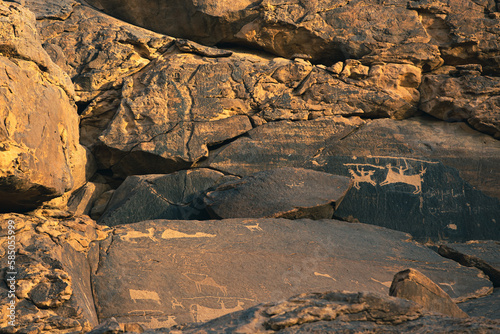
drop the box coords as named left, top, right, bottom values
left=91, top=218, right=491, bottom=329
left=204, top=168, right=351, bottom=219
left=99, top=169, right=238, bottom=226
left=389, top=268, right=468, bottom=318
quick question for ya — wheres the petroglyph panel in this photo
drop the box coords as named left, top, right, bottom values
left=92, top=219, right=492, bottom=329
left=318, top=154, right=500, bottom=242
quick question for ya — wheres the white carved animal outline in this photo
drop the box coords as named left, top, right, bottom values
left=348, top=167, right=377, bottom=189
left=380, top=164, right=426, bottom=194
left=183, top=273, right=228, bottom=296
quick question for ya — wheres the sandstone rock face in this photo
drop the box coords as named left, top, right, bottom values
left=83, top=0, right=442, bottom=68
left=90, top=48, right=420, bottom=178
left=0, top=2, right=89, bottom=212
left=84, top=0, right=500, bottom=76
left=389, top=268, right=468, bottom=318
left=91, top=219, right=492, bottom=329
left=420, top=66, right=500, bottom=139
left=160, top=292, right=500, bottom=334
left=99, top=169, right=238, bottom=226
left=0, top=212, right=109, bottom=333
left=204, top=168, right=351, bottom=219
left=201, top=117, right=500, bottom=242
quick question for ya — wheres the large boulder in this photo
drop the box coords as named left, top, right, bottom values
left=91, top=218, right=492, bottom=329
left=0, top=2, right=90, bottom=212
left=204, top=168, right=351, bottom=219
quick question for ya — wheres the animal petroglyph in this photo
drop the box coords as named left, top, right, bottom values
left=190, top=300, right=245, bottom=323
left=183, top=273, right=228, bottom=296
left=161, top=228, right=216, bottom=239
left=314, top=272, right=337, bottom=281
left=348, top=168, right=376, bottom=190
left=129, top=289, right=161, bottom=304
left=121, top=228, right=158, bottom=243
left=380, top=164, right=426, bottom=194
left=245, top=223, right=263, bottom=232
left=171, top=297, right=185, bottom=309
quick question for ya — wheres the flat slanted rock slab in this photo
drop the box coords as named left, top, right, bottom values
left=204, top=168, right=351, bottom=219
left=91, top=219, right=492, bottom=329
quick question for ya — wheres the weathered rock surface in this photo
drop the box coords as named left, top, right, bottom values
left=200, top=116, right=500, bottom=242
left=204, top=168, right=351, bottom=219
left=91, top=49, right=422, bottom=178
left=156, top=291, right=500, bottom=333
left=91, top=219, right=492, bottom=329
left=99, top=169, right=238, bottom=226
left=83, top=0, right=441, bottom=68
left=389, top=268, right=468, bottom=318
left=0, top=212, right=109, bottom=333
left=0, top=2, right=90, bottom=212
left=459, top=288, right=500, bottom=320
left=420, top=66, right=500, bottom=139
left=438, top=243, right=500, bottom=287
left=196, top=117, right=366, bottom=176
left=84, top=0, right=500, bottom=75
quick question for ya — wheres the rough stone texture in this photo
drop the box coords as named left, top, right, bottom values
left=438, top=244, right=500, bottom=287
left=197, top=117, right=366, bottom=176
left=91, top=48, right=421, bottom=178
left=0, top=2, right=90, bottom=212
left=82, top=0, right=444, bottom=68
left=420, top=66, right=500, bottom=139
left=26, top=0, right=176, bottom=157
left=459, top=288, right=500, bottom=320
left=389, top=268, right=468, bottom=318
left=204, top=168, right=351, bottom=219
left=0, top=212, right=109, bottom=334
left=155, top=292, right=500, bottom=334
left=201, top=116, right=500, bottom=242
left=99, top=169, right=238, bottom=226
left=91, top=219, right=492, bottom=329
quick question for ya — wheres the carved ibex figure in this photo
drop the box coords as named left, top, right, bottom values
left=348, top=168, right=377, bottom=190
left=380, top=164, right=426, bottom=194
